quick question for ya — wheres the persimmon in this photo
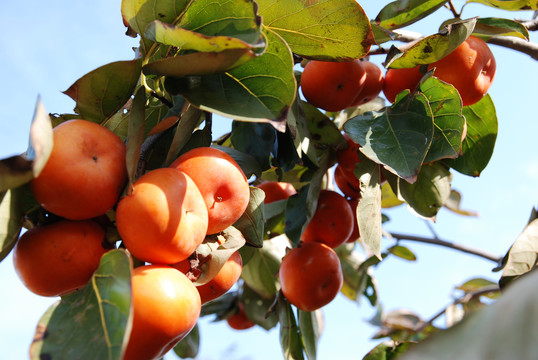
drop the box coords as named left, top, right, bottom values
left=116, top=168, right=208, bottom=264
left=123, top=265, right=201, bottom=360
left=334, top=164, right=360, bottom=200
left=13, top=219, right=107, bottom=297
left=337, top=134, right=361, bottom=173
left=226, top=302, right=255, bottom=330
left=170, top=147, right=250, bottom=235
left=301, top=189, right=354, bottom=249
left=279, top=242, right=343, bottom=312
left=382, top=65, right=423, bottom=103
left=350, top=60, right=384, bottom=106
left=256, top=181, right=296, bottom=204
left=346, top=198, right=360, bottom=243
left=30, top=119, right=127, bottom=220
left=428, top=35, right=496, bottom=106
left=172, top=250, right=243, bottom=304
left=300, top=60, right=366, bottom=112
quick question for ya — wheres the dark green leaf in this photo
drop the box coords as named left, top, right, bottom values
left=125, top=87, right=146, bottom=187
left=278, top=292, right=305, bottom=360
left=474, top=17, right=530, bottom=40
left=445, top=95, right=497, bottom=177
left=0, top=185, right=39, bottom=262
left=303, top=102, right=348, bottom=149
left=420, top=76, right=465, bottom=163
left=500, top=218, right=538, bottom=288
left=465, top=0, right=538, bottom=10
left=164, top=105, right=204, bottom=166
left=212, top=144, right=262, bottom=179
left=231, top=121, right=276, bottom=171
left=63, top=60, right=141, bottom=123
left=363, top=341, right=415, bottom=360
left=285, top=186, right=310, bottom=246
left=385, top=18, right=476, bottom=69
left=286, top=100, right=319, bottom=167
left=399, top=270, right=538, bottom=360
left=233, top=186, right=265, bottom=248
left=30, top=250, right=132, bottom=360
left=241, top=284, right=279, bottom=330
left=258, top=0, right=374, bottom=60
left=376, top=0, right=448, bottom=30
left=397, top=162, right=452, bottom=219
left=173, top=323, right=200, bottom=359
left=344, top=92, right=434, bottom=183
left=165, top=28, right=296, bottom=122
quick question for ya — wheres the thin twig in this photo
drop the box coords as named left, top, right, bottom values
left=389, top=232, right=502, bottom=263
left=446, top=0, right=461, bottom=18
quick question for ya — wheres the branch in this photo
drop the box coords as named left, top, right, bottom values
left=388, top=232, right=502, bottom=263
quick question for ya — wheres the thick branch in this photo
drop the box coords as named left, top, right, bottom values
left=388, top=232, right=502, bottom=263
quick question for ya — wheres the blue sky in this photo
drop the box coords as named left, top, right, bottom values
left=1, top=1, right=537, bottom=359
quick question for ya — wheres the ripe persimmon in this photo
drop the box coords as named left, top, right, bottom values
left=256, top=181, right=296, bottom=204
left=116, top=168, right=208, bottom=264
left=337, top=134, right=361, bottom=173
left=301, top=189, right=354, bottom=249
left=428, top=35, right=496, bottom=106
left=346, top=198, right=360, bottom=243
left=300, top=60, right=366, bottom=112
left=123, top=265, right=201, bottom=360
left=334, top=164, right=360, bottom=200
left=172, top=250, right=243, bottom=304
left=279, top=242, right=343, bottom=312
left=30, top=119, right=127, bottom=220
left=382, top=65, right=423, bottom=103
left=226, top=302, right=255, bottom=330
left=170, top=147, right=250, bottom=235
left=350, top=60, right=384, bottom=106
left=13, top=219, right=107, bottom=297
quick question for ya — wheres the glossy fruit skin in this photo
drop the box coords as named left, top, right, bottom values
left=334, top=164, right=360, bottom=200
left=350, top=61, right=384, bottom=106
left=123, top=265, right=201, bottom=360
left=256, top=181, right=296, bottom=204
left=346, top=198, right=360, bottom=243
left=227, top=302, right=255, bottom=330
left=13, top=219, right=107, bottom=297
left=31, top=119, right=127, bottom=220
left=382, top=65, right=423, bottom=103
left=337, top=134, right=361, bottom=173
left=428, top=35, right=496, bottom=106
left=170, top=147, right=249, bottom=235
left=279, top=242, right=343, bottom=312
left=301, top=60, right=366, bottom=112
left=301, top=189, right=354, bottom=249
left=116, top=168, right=208, bottom=264
left=172, top=251, right=243, bottom=304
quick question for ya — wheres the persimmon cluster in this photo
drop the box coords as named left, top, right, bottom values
left=13, top=119, right=252, bottom=359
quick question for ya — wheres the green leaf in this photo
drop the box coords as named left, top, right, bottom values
left=385, top=18, right=477, bottom=69
left=278, top=292, right=305, bottom=360
left=241, top=235, right=288, bottom=298
left=231, top=121, right=276, bottom=171
left=336, top=245, right=379, bottom=305
left=474, top=17, right=530, bottom=40
left=164, top=104, right=204, bottom=166
left=388, top=245, right=417, bottom=261
left=303, top=102, right=348, bottom=149
left=397, top=162, right=452, bottom=219
left=375, top=0, right=448, bottom=30
left=173, top=323, right=200, bottom=359
left=0, top=185, right=39, bottom=262
left=165, top=28, right=296, bottom=121
left=465, top=0, right=538, bottom=10
left=500, top=218, right=538, bottom=287
left=241, top=284, right=279, bottom=330
left=285, top=100, right=319, bottom=167
left=1, top=99, right=53, bottom=191
left=399, top=270, right=538, bottom=360
left=212, top=144, right=262, bottom=179
left=363, top=341, right=415, bottom=360
left=298, top=310, right=322, bottom=360
left=420, top=76, right=465, bottom=163
left=30, top=250, right=132, bottom=360
left=355, top=159, right=383, bottom=259
left=125, top=87, right=146, bottom=187
left=121, top=0, right=190, bottom=53
left=258, top=0, right=374, bottom=60
left=343, top=92, right=434, bottom=183
left=445, top=95, right=497, bottom=177
left=63, top=60, right=142, bottom=123
left=233, top=186, right=265, bottom=248
left=457, top=278, right=498, bottom=293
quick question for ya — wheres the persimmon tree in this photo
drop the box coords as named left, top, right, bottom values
left=1, top=0, right=538, bottom=359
